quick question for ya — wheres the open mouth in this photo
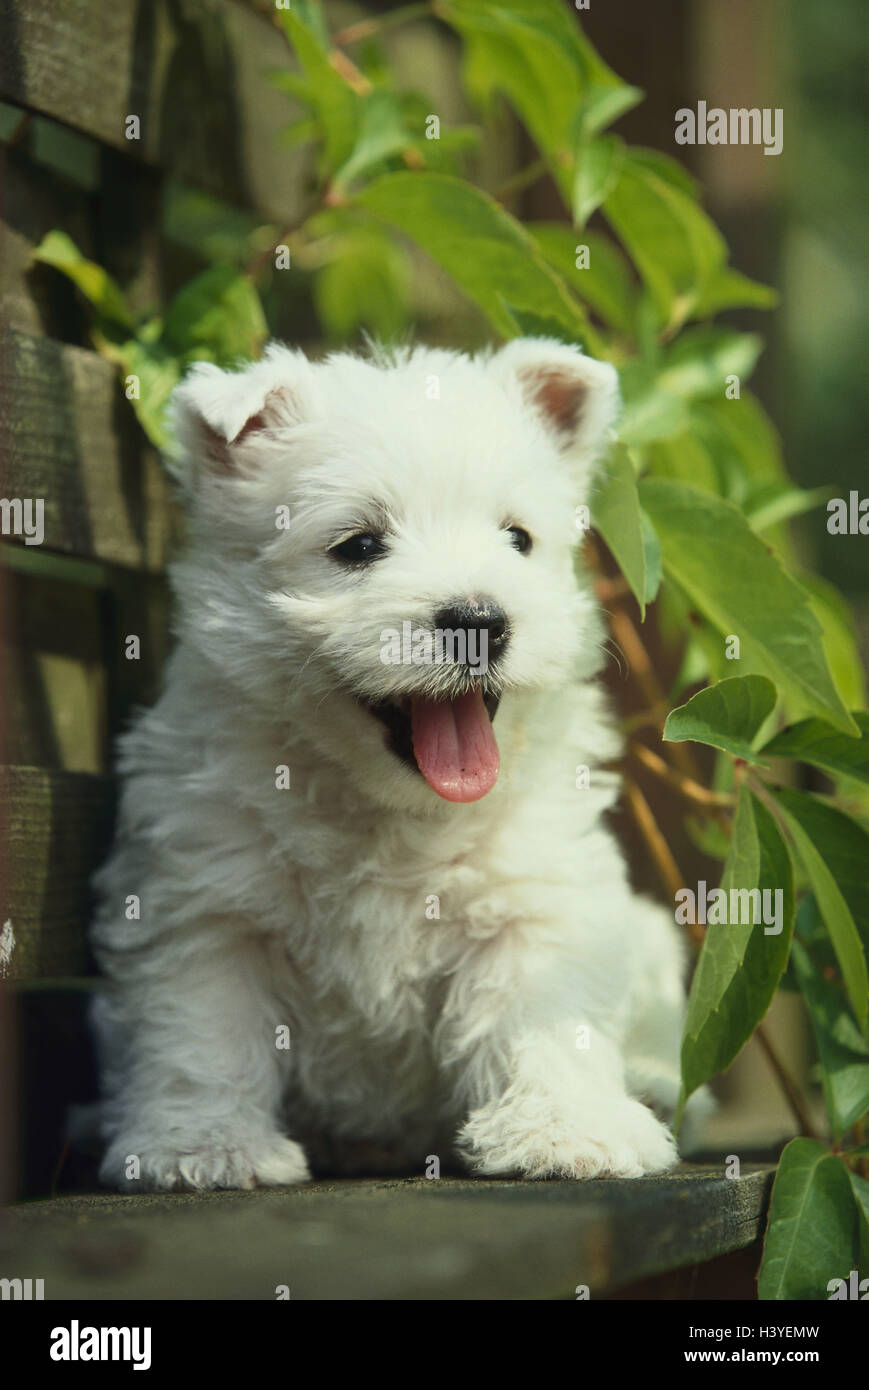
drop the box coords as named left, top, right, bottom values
left=358, top=687, right=501, bottom=803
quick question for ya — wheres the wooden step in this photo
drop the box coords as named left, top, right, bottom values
left=0, top=1163, right=776, bottom=1300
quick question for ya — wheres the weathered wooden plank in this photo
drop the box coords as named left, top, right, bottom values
left=0, top=144, right=96, bottom=337
left=0, top=0, right=308, bottom=224
left=0, top=1164, right=775, bottom=1298
left=101, top=565, right=173, bottom=752
left=2, top=560, right=171, bottom=773
left=1, top=765, right=114, bottom=980
left=2, top=568, right=107, bottom=774
left=1, top=135, right=197, bottom=336
left=0, top=329, right=179, bottom=571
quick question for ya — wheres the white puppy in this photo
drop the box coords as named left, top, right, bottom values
left=89, top=337, right=703, bottom=1191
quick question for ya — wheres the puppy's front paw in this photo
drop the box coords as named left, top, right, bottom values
left=457, top=1094, right=678, bottom=1180
left=100, top=1132, right=311, bottom=1192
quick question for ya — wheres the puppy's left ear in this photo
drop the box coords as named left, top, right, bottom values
left=497, top=337, right=620, bottom=466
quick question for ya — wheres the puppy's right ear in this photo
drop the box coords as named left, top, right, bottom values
left=167, top=349, right=316, bottom=491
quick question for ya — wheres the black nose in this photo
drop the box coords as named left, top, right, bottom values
left=433, top=597, right=510, bottom=665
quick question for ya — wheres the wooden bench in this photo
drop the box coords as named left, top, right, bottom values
left=0, top=0, right=775, bottom=1299
left=0, top=1167, right=775, bottom=1300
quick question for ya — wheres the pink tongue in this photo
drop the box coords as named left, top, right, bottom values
left=410, top=687, right=500, bottom=802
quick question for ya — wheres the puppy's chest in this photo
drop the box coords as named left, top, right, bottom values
left=269, top=885, right=451, bottom=1113
left=275, top=843, right=496, bottom=1013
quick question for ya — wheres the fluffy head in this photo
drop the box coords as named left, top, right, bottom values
left=167, top=338, right=619, bottom=812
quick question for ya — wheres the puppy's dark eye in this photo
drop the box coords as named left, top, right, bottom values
left=506, top=526, right=533, bottom=555
left=330, top=533, right=386, bottom=565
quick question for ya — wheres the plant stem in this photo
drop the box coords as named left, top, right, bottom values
left=626, top=778, right=820, bottom=1141
left=244, top=183, right=329, bottom=283
left=604, top=605, right=662, bottom=711
left=272, top=4, right=373, bottom=94
left=245, top=223, right=303, bottom=282
left=630, top=741, right=736, bottom=813
left=604, top=603, right=704, bottom=784
left=327, top=48, right=373, bottom=95
left=854, top=1119, right=869, bottom=1178
left=755, top=1025, right=822, bottom=1140
left=332, top=3, right=432, bottom=47
left=494, top=158, right=550, bottom=203
left=623, top=779, right=704, bottom=945
left=621, top=703, right=672, bottom=735
left=595, top=574, right=632, bottom=603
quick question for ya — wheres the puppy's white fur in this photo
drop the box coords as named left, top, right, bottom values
left=89, top=338, right=707, bottom=1190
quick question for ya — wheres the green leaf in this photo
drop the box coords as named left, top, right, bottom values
left=791, top=939, right=869, bottom=1140
left=773, top=786, right=869, bottom=961
left=277, top=10, right=359, bottom=177
left=358, top=172, right=588, bottom=341
left=162, top=185, right=265, bottom=269
left=684, top=813, right=732, bottom=862
left=392, top=91, right=480, bottom=175
left=163, top=267, right=266, bottom=364
left=679, top=394, right=788, bottom=522
left=639, top=480, right=858, bottom=735
left=664, top=675, right=777, bottom=763
left=572, top=136, right=624, bottom=227
left=618, top=334, right=763, bottom=450
left=529, top=224, right=636, bottom=337
left=626, top=147, right=700, bottom=200
left=639, top=508, right=662, bottom=605
left=679, top=788, right=794, bottom=1106
left=617, top=364, right=690, bottom=446
left=690, top=392, right=786, bottom=494
left=656, top=327, right=763, bottom=400
left=31, top=230, right=134, bottom=332
left=758, top=1139, right=861, bottom=1300
left=773, top=788, right=868, bottom=1028
left=693, top=265, right=778, bottom=316
left=286, top=0, right=330, bottom=48
left=95, top=331, right=181, bottom=453
left=787, top=893, right=839, bottom=987
left=442, top=0, right=588, bottom=190
left=592, top=445, right=658, bottom=618
left=762, top=712, right=869, bottom=786
left=498, top=306, right=577, bottom=344
left=578, top=83, right=643, bottom=138
left=603, top=151, right=727, bottom=328
left=849, top=1170, right=869, bottom=1264
left=331, top=91, right=414, bottom=194
left=442, top=0, right=632, bottom=196
left=646, top=433, right=722, bottom=493
left=743, top=480, right=831, bottom=533
left=800, top=572, right=867, bottom=712
left=314, top=227, right=410, bottom=342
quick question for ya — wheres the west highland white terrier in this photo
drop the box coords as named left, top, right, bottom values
left=89, top=337, right=705, bottom=1190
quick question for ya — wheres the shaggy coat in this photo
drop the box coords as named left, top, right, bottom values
left=89, top=338, right=705, bottom=1189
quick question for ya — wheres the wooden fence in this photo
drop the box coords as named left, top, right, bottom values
left=1, top=0, right=306, bottom=1197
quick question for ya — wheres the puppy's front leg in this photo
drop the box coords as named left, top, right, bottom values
left=93, top=932, right=309, bottom=1192
left=441, top=955, right=678, bottom=1180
